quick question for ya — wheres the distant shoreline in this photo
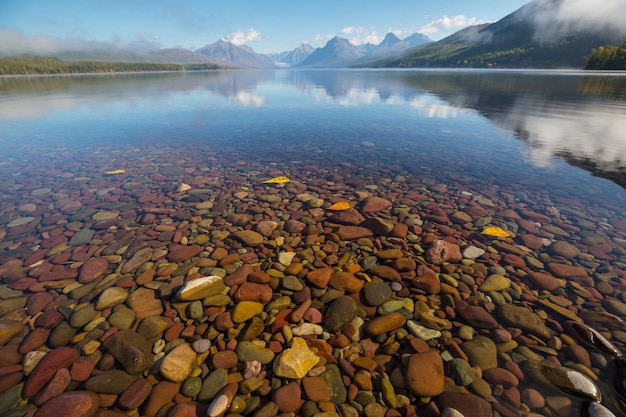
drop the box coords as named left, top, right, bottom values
left=0, top=55, right=224, bottom=76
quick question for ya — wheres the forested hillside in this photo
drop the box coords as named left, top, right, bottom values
left=585, top=43, right=626, bottom=70
left=0, top=55, right=220, bottom=75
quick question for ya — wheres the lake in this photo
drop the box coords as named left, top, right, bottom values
left=1, top=69, right=626, bottom=417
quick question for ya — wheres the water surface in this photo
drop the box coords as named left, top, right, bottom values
left=2, top=69, right=626, bottom=416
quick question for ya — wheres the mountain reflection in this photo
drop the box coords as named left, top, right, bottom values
left=1, top=69, right=626, bottom=187
left=292, top=70, right=626, bottom=187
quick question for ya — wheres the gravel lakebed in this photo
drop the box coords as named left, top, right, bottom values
left=1, top=145, right=626, bottom=417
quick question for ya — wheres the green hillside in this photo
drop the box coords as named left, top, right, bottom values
left=370, top=0, right=622, bottom=69
left=585, top=43, right=626, bottom=70
left=0, top=55, right=220, bottom=75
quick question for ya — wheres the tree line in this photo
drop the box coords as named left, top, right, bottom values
left=0, top=55, right=220, bottom=75
left=585, top=43, right=626, bottom=70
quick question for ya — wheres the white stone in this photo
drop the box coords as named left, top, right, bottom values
left=291, top=323, right=323, bottom=336
left=462, top=245, right=485, bottom=259
left=23, top=351, right=47, bottom=376
left=278, top=251, right=296, bottom=266
left=407, top=320, right=442, bottom=340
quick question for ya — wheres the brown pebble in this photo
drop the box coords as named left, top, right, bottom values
left=362, top=312, right=406, bottom=337
left=405, top=350, right=444, bottom=397
left=33, top=391, right=100, bottom=417
left=118, top=378, right=153, bottom=410
left=273, top=382, right=301, bottom=413
left=212, top=350, right=238, bottom=369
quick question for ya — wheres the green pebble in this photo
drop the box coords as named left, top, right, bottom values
left=458, top=325, right=474, bottom=341
left=377, top=300, right=405, bottom=315
left=187, top=300, right=204, bottom=319
left=239, top=377, right=264, bottom=395
left=229, top=396, right=247, bottom=413
left=380, top=375, right=396, bottom=408
left=244, top=396, right=261, bottom=415
left=181, top=377, right=202, bottom=397
left=198, top=368, right=228, bottom=401
left=235, top=341, right=275, bottom=364
left=488, top=291, right=506, bottom=306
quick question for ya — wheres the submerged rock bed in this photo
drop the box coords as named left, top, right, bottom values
left=1, top=145, right=626, bottom=417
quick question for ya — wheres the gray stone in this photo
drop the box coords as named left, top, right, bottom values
left=448, top=358, right=475, bottom=386
left=324, top=296, right=357, bottom=332
left=102, top=329, right=154, bottom=374
left=362, top=281, right=392, bottom=307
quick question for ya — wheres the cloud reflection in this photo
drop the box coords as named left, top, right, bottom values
left=503, top=98, right=626, bottom=171
left=2, top=70, right=626, bottom=186
left=231, top=91, right=265, bottom=107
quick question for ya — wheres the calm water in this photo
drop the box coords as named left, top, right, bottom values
left=2, top=69, right=626, bottom=416
left=2, top=70, right=626, bottom=195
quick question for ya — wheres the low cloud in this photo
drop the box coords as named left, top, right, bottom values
left=311, top=33, right=334, bottom=47
left=338, top=26, right=382, bottom=45
left=526, top=0, right=626, bottom=39
left=418, top=15, right=480, bottom=36
left=221, top=28, right=262, bottom=46
left=0, top=28, right=161, bottom=56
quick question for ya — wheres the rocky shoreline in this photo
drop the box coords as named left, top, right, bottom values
left=1, top=145, right=626, bottom=417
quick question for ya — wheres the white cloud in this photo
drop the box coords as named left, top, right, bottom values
left=338, top=26, right=382, bottom=45
left=222, top=28, right=262, bottom=46
left=311, top=33, right=334, bottom=47
left=418, top=15, right=479, bottom=35
left=526, top=0, right=626, bottom=39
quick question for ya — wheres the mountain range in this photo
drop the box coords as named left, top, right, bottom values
left=13, top=0, right=626, bottom=70
left=191, top=31, right=432, bottom=68
left=371, top=0, right=625, bottom=69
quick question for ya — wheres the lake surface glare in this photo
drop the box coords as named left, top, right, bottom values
left=1, top=69, right=626, bottom=417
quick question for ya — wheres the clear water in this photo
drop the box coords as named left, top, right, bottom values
left=2, top=69, right=626, bottom=415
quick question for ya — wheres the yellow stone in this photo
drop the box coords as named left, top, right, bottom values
left=82, top=340, right=101, bottom=356
left=262, top=176, right=290, bottom=184
left=328, top=201, right=351, bottom=211
left=273, top=337, right=319, bottom=379
left=0, top=320, right=24, bottom=345
left=497, top=340, right=518, bottom=353
left=536, top=299, right=582, bottom=322
left=479, top=274, right=511, bottom=292
left=231, top=301, right=264, bottom=323
left=481, top=226, right=510, bottom=237
left=160, top=343, right=197, bottom=382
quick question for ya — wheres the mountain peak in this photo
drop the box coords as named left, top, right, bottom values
left=380, top=32, right=402, bottom=46
left=195, top=40, right=275, bottom=68
left=297, top=37, right=364, bottom=68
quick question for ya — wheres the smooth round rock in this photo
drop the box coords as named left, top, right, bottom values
left=362, top=281, right=392, bottom=307
left=274, top=382, right=301, bottom=413
left=362, top=312, right=406, bottom=337
left=176, top=276, right=226, bottom=301
left=95, top=287, right=128, bottom=310
left=325, top=296, right=358, bottom=332
left=108, top=308, right=135, bottom=330
left=235, top=341, right=275, bottom=364
left=78, top=258, right=109, bottom=283
left=84, top=369, right=138, bottom=394
left=33, top=391, right=100, bottom=417
left=462, top=336, right=497, bottom=370
left=405, top=350, right=444, bottom=397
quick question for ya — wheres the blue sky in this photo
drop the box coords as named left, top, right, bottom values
left=0, top=0, right=536, bottom=54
